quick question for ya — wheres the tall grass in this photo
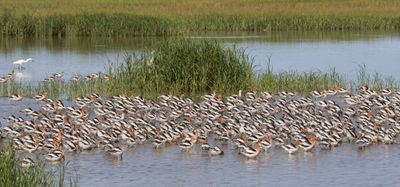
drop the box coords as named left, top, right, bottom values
left=0, top=145, right=77, bottom=187
left=1, top=13, right=400, bottom=37
left=0, top=79, right=111, bottom=99
left=353, top=65, right=399, bottom=90
left=255, top=61, right=346, bottom=94
left=111, top=40, right=254, bottom=98
left=2, top=0, right=400, bottom=17
left=0, top=148, right=53, bottom=186
left=2, top=0, right=400, bottom=37
left=0, top=39, right=398, bottom=99
left=0, top=12, right=182, bottom=37
left=186, top=15, right=400, bottom=33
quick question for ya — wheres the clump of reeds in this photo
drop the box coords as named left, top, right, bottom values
left=255, top=62, right=346, bottom=94
left=0, top=146, right=53, bottom=186
left=0, top=145, right=78, bottom=187
left=111, top=39, right=254, bottom=98
left=0, top=12, right=181, bottom=38
left=1, top=10, right=400, bottom=38
left=352, top=65, right=399, bottom=90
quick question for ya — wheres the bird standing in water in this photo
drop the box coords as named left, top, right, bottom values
left=13, top=58, right=33, bottom=70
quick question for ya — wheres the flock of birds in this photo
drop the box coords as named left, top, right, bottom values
left=1, top=59, right=400, bottom=165
left=1, top=83, right=400, bottom=167
left=1, top=58, right=110, bottom=85
left=2, top=72, right=110, bottom=85
left=40, top=71, right=111, bottom=83
left=3, top=70, right=111, bottom=103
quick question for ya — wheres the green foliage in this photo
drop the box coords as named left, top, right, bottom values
left=0, top=12, right=400, bottom=38
left=111, top=39, right=254, bottom=98
left=255, top=62, right=346, bottom=94
left=0, top=145, right=78, bottom=187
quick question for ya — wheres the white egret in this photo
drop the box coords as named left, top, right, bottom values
left=13, top=58, right=33, bottom=69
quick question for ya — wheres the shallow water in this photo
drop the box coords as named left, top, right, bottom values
left=1, top=32, right=400, bottom=82
left=1, top=98, right=400, bottom=187
left=64, top=142, right=400, bottom=187
left=1, top=32, right=400, bottom=186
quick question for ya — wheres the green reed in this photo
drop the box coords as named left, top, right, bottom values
left=352, top=65, right=399, bottom=90
left=1, top=11, right=400, bottom=38
left=255, top=62, right=346, bottom=95
left=0, top=145, right=77, bottom=187
left=0, top=148, right=53, bottom=186
left=110, top=39, right=254, bottom=98
left=0, top=12, right=181, bottom=38
left=2, top=0, right=400, bottom=37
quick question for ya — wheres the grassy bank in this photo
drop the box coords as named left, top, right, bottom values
left=1, top=0, right=400, bottom=37
left=1, top=39, right=397, bottom=100
left=0, top=145, right=77, bottom=187
left=1, top=14, right=399, bottom=37
left=2, top=0, right=400, bottom=17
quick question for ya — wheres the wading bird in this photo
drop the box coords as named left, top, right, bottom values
left=13, top=58, right=33, bottom=70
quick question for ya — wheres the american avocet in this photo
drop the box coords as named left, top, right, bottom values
left=281, top=142, right=300, bottom=154
left=107, top=146, right=123, bottom=159
left=240, top=143, right=261, bottom=159
left=53, top=72, right=65, bottom=79
left=260, top=134, right=273, bottom=151
left=209, top=146, right=224, bottom=156
left=22, top=134, right=40, bottom=153
left=9, top=94, right=24, bottom=101
left=21, top=157, right=35, bottom=168
left=33, top=92, right=48, bottom=101
left=300, top=134, right=317, bottom=152
left=45, top=149, right=65, bottom=162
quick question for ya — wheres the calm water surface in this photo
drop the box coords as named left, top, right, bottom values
left=0, top=32, right=400, bottom=82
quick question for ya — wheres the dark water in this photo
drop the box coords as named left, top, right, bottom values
left=1, top=98, right=400, bottom=187
left=1, top=32, right=400, bottom=82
